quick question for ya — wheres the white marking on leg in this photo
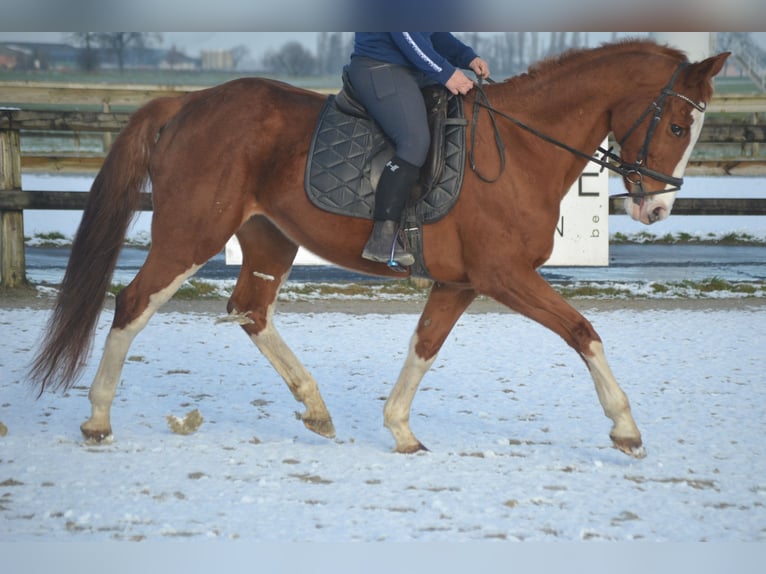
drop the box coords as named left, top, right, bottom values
left=248, top=273, right=334, bottom=437
left=83, top=266, right=201, bottom=437
left=384, top=333, right=436, bottom=452
left=584, top=340, right=642, bottom=451
left=251, top=270, right=275, bottom=281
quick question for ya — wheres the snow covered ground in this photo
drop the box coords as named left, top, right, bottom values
left=1, top=301, right=765, bottom=544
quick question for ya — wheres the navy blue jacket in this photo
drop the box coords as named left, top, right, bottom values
left=352, top=33, right=478, bottom=86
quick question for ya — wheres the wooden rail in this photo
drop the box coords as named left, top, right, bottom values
left=0, top=80, right=761, bottom=111
left=0, top=80, right=336, bottom=109
left=1, top=85, right=766, bottom=287
left=5, top=118, right=766, bottom=176
left=3, top=190, right=764, bottom=216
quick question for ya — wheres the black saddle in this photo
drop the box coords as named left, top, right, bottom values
left=305, top=73, right=468, bottom=277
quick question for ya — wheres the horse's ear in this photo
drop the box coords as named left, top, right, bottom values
left=688, top=52, right=730, bottom=85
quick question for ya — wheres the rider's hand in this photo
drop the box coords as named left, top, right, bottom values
left=445, top=69, right=475, bottom=96
left=469, top=57, right=491, bottom=80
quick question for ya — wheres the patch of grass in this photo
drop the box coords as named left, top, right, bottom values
left=103, top=276, right=762, bottom=302
left=718, top=232, right=757, bottom=245
left=26, top=231, right=70, bottom=247
left=672, top=277, right=761, bottom=295
left=611, top=232, right=629, bottom=244
left=36, top=231, right=67, bottom=241
left=555, top=284, right=633, bottom=298
left=108, top=279, right=222, bottom=299
left=696, top=277, right=733, bottom=292
left=732, top=283, right=758, bottom=294
left=284, top=280, right=428, bottom=299
left=609, top=231, right=765, bottom=245
left=658, top=233, right=677, bottom=244
left=173, top=280, right=220, bottom=299
left=556, top=278, right=764, bottom=299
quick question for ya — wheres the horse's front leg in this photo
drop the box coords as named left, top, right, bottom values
left=484, top=268, right=644, bottom=458
left=384, top=282, right=476, bottom=453
left=582, top=340, right=645, bottom=457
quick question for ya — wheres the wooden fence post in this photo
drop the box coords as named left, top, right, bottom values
left=0, top=108, right=27, bottom=288
left=102, top=101, right=113, bottom=152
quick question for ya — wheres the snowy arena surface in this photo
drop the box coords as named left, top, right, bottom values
left=1, top=300, right=765, bottom=551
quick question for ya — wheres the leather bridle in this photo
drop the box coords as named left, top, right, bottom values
left=469, top=62, right=707, bottom=203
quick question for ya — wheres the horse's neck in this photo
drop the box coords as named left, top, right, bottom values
left=489, top=59, right=649, bottom=178
left=521, top=72, right=613, bottom=135
left=508, top=53, right=672, bottom=139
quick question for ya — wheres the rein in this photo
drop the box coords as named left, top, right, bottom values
left=468, top=62, right=705, bottom=201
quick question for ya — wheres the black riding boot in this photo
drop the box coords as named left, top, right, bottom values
left=362, top=220, right=414, bottom=266
left=362, top=156, right=419, bottom=266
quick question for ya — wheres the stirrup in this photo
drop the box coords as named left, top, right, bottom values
left=386, top=259, right=408, bottom=272
left=387, top=230, right=412, bottom=272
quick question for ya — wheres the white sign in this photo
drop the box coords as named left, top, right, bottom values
left=226, top=160, right=609, bottom=268
left=544, top=164, right=609, bottom=267
left=225, top=236, right=328, bottom=266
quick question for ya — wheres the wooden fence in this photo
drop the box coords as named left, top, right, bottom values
left=1, top=83, right=766, bottom=287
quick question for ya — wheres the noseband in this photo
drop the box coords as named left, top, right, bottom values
left=470, top=62, right=707, bottom=202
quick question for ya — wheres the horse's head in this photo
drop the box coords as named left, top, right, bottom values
left=612, top=51, right=729, bottom=225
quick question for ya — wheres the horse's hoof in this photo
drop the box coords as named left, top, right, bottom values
left=611, top=435, right=646, bottom=459
left=301, top=415, right=336, bottom=439
left=81, top=422, right=113, bottom=444
left=395, top=441, right=429, bottom=455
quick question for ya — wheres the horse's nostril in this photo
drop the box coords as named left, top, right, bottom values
left=649, top=206, right=665, bottom=223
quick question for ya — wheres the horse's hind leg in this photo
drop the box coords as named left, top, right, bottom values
left=81, top=251, right=202, bottom=441
left=227, top=217, right=335, bottom=439
left=384, top=282, right=477, bottom=453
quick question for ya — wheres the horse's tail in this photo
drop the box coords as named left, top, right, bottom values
left=29, top=96, right=184, bottom=394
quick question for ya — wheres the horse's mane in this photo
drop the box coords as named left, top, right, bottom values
left=500, top=39, right=688, bottom=90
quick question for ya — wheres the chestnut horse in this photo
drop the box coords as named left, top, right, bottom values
left=30, top=41, right=728, bottom=457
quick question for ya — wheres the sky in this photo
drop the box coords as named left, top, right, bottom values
left=1, top=32, right=764, bottom=69
left=4, top=32, right=765, bottom=59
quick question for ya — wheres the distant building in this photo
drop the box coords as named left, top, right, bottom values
left=159, top=46, right=199, bottom=70
left=0, top=42, right=79, bottom=71
left=201, top=50, right=234, bottom=70
left=0, top=40, right=200, bottom=72
left=0, top=45, right=18, bottom=69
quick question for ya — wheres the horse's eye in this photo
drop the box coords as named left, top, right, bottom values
left=670, top=124, right=685, bottom=137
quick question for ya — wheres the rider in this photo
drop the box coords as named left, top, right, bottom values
left=346, top=33, right=490, bottom=267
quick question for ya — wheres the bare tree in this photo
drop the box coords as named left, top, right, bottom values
left=262, top=41, right=317, bottom=76
left=96, top=32, right=162, bottom=72
left=230, top=45, right=250, bottom=69
left=316, top=32, right=348, bottom=76
left=68, top=32, right=100, bottom=71
left=530, top=32, right=540, bottom=64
